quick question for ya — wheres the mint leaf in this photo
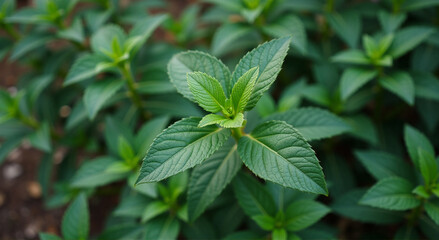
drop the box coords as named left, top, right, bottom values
left=64, top=54, right=110, bottom=86
left=404, top=124, right=435, bottom=169
left=360, top=177, right=420, bottom=210
left=418, top=148, right=438, bottom=186
left=425, top=200, right=439, bottom=225
left=340, top=68, right=377, bottom=100
left=230, top=67, right=259, bottom=114
left=327, top=10, right=361, bottom=48
left=388, top=26, right=435, bottom=58
left=188, top=143, right=241, bottom=221
left=379, top=71, right=415, bottom=105
left=238, top=120, right=327, bottom=195
left=232, top=37, right=291, bottom=111
left=187, top=72, right=227, bottom=113
left=91, top=24, right=127, bottom=57
left=136, top=117, right=231, bottom=183
left=61, top=193, right=89, bottom=240
left=83, top=79, right=124, bottom=120
left=285, top=200, right=330, bottom=231
left=332, top=50, right=372, bottom=65
left=198, top=113, right=244, bottom=128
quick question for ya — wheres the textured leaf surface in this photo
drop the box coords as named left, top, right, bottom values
left=233, top=173, right=277, bottom=217
left=83, top=79, right=124, bottom=120
left=379, top=71, right=414, bottom=105
left=187, top=72, right=227, bottom=113
left=168, top=51, right=232, bottom=100
left=188, top=143, right=241, bottom=221
left=340, top=68, right=377, bottom=100
left=62, top=193, right=89, bottom=240
left=198, top=113, right=244, bottom=128
left=265, top=107, right=350, bottom=141
left=238, top=121, right=327, bottom=194
left=360, top=177, right=420, bottom=210
left=285, top=200, right=330, bottom=231
left=136, top=117, right=231, bottom=183
left=230, top=67, right=258, bottom=113
left=232, top=37, right=290, bottom=110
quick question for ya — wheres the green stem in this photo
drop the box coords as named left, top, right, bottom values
left=231, top=127, right=244, bottom=141
left=119, top=62, right=150, bottom=120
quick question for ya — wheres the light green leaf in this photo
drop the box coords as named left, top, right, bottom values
left=360, top=177, right=420, bottom=210
left=136, top=117, right=231, bottom=184
left=230, top=67, right=259, bottom=114
left=340, top=68, right=377, bottom=100
left=91, top=24, right=127, bottom=57
left=188, top=143, right=241, bottom=221
left=327, top=11, right=361, bottom=48
left=332, top=49, right=373, bottom=65
left=142, top=201, right=169, bottom=223
left=404, top=124, right=435, bottom=169
left=388, top=26, right=435, bottom=58
left=168, top=51, right=232, bottom=100
left=413, top=185, right=430, bottom=198
left=198, top=113, right=245, bottom=128
left=64, top=54, right=111, bottom=86
left=71, top=157, right=128, bottom=188
left=61, top=193, right=89, bottom=240
left=28, top=122, right=51, bottom=152
left=187, top=72, right=227, bottom=113
left=83, top=79, right=124, bottom=120
left=118, top=136, right=135, bottom=163
left=272, top=228, right=287, bottom=240
left=253, top=215, right=275, bottom=230
left=232, top=37, right=291, bottom=111
left=238, top=120, right=327, bottom=195
left=265, top=107, right=350, bottom=141
left=379, top=71, right=414, bottom=105
left=418, top=148, right=438, bottom=186
left=425, top=200, right=439, bottom=225
left=355, top=150, right=414, bottom=181
left=285, top=200, right=330, bottom=231
left=262, top=14, right=307, bottom=54
left=233, top=173, right=277, bottom=217
left=199, top=114, right=228, bottom=127
left=144, top=216, right=180, bottom=240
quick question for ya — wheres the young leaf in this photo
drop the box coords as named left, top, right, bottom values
left=64, top=54, right=110, bottom=86
left=265, top=107, right=350, bottom=141
left=425, top=200, right=439, bottom=225
left=83, top=79, right=124, bottom=120
left=187, top=72, right=227, bottom=113
left=118, top=136, right=135, bottom=163
left=136, top=117, right=231, bottom=184
left=188, top=143, right=241, bottom=221
left=61, top=193, right=89, bottom=240
left=360, top=177, right=420, bottom=211
left=284, top=200, right=330, bottom=231
left=340, top=67, right=377, bottom=100
left=332, top=50, right=372, bottom=65
left=418, top=148, right=438, bottom=186
left=379, top=71, right=415, bottom=105
left=272, top=228, right=287, bottom=240
left=168, top=51, right=232, bottom=100
left=404, top=125, right=435, bottom=169
left=388, top=26, right=435, bottom=58
left=238, top=120, right=328, bottom=195
left=233, top=173, right=277, bottom=217
left=231, top=37, right=291, bottom=111
left=230, top=67, right=259, bottom=114
left=91, top=24, right=127, bottom=57
left=198, top=113, right=244, bottom=128
left=142, top=201, right=169, bottom=223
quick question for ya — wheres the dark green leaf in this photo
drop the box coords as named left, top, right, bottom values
left=61, top=193, right=89, bottom=240
left=83, top=79, right=124, bottom=120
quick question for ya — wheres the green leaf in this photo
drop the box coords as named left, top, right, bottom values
left=168, top=51, right=232, bottom=100
left=71, top=157, right=128, bottom=188
left=39, top=233, right=62, bottom=240
left=238, top=120, right=327, bottom=195
left=230, top=67, right=259, bottom=114
left=331, top=189, right=404, bottom=224
left=233, top=173, right=277, bottom=217
left=340, top=68, right=377, bottom=100
left=413, top=185, right=430, bottom=198
left=211, top=23, right=260, bottom=57
left=332, top=49, right=373, bottom=66
left=28, top=122, right=51, bottom=152
left=379, top=71, right=414, bottom=105
left=142, top=201, right=169, bottom=223
left=64, top=54, right=110, bottom=86
left=285, top=200, right=330, bottom=231
left=418, top=148, right=438, bottom=186
left=91, top=24, right=127, bottom=57
left=401, top=0, right=439, bottom=11
left=57, top=17, right=85, bottom=43
left=256, top=94, right=276, bottom=117
left=404, top=124, right=435, bottom=169
left=232, top=37, right=291, bottom=111
left=378, top=11, right=406, bottom=33
left=327, top=11, right=361, bottom=48
left=144, top=216, right=180, bottom=240
left=425, top=200, right=439, bottom=225
left=412, top=72, right=439, bottom=101
left=265, top=107, right=350, bottom=141
left=0, top=135, right=24, bottom=165
left=253, top=215, right=276, bottom=230
left=188, top=142, right=241, bottom=221
left=114, top=193, right=152, bottom=218
left=136, top=117, right=231, bottom=184
left=61, top=193, right=89, bottom=240
left=83, top=79, right=124, bottom=120
left=118, top=136, right=135, bottom=163
left=360, top=177, right=420, bottom=210
left=262, top=14, right=307, bottom=54
left=388, top=26, right=435, bottom=58
left=6, top=8, right=46, bottom=24
left=199, top=113, right=245, bottom=128
left=135, top=116, right=169, bottom=157
left=272, top=228, right=287, bottom=240
left=355, top=150, right=414, bottom=181
left=187, top=72, right=227, bottom=113
left=10, top=32, right=53, bottom=61
left=126, top=14, right=167, bottom=54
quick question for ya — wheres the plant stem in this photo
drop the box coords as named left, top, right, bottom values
left=231, top=127, right=244, bottom=141
left=119, top=62, right=150, bottom=120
